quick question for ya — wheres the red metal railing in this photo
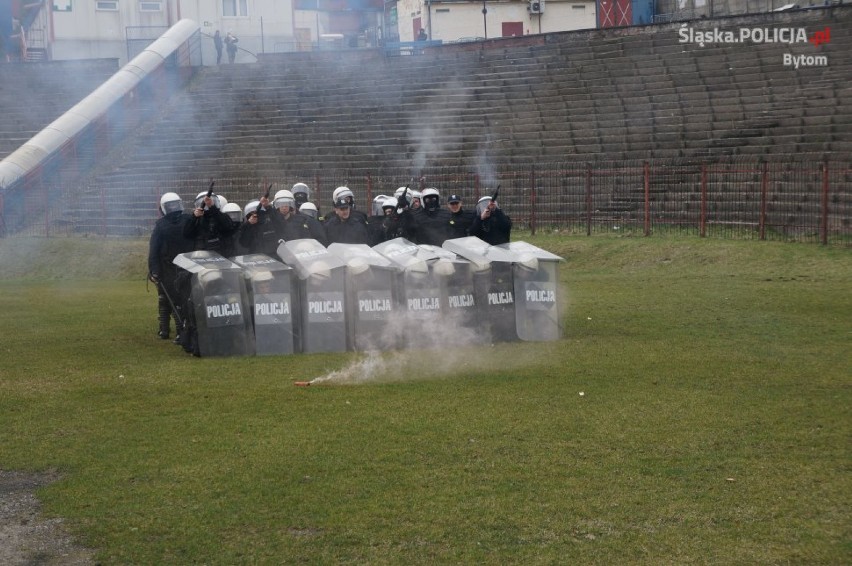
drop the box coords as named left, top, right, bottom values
left=2, top=158, right=850, bottom=246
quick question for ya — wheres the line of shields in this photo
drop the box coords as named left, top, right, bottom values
left=172, top=237, right=564, bottom=357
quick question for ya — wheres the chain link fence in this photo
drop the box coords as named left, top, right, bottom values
left=1, top=157, right=849, bottom=245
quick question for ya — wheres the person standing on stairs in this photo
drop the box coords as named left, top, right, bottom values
left=225, top=31, right=238, bottom=64
left=213, top=30, right=224, bottom=65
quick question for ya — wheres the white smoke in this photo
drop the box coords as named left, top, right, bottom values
left=308, top=309, right=489, bottom=386
left=408, top=79, right=474, bottom=172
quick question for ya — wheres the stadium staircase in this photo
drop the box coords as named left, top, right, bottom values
left=7, top=7, right=852, bottom=235
left=0, top=60, right=119, bottom=160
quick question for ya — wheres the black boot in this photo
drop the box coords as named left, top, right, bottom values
left=157, top=293, right=171, bottom=339
left=172, top=308, right=183, bottom=345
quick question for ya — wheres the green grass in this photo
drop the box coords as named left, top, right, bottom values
left=0, top=234, right=849, bottom=564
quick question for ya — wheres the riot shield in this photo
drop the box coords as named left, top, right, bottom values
left=231, top=254, right=296, bottom=356
left=328, top=243, right=400, bottom=351
left=276, top=239, right=348, bottom=353
left=173, top=251, right=255, bottom=357
left=496, top=241, right=564, bottom=342
left=442, top=237, right=520, bottom=342
left=418, top=244, right=479, bottom=338
left=373, top=238, right=442, bottom=345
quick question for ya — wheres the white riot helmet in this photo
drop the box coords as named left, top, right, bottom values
left=421, top=187, right=440, bottom=211
left=393, top=186, right=411, bottom=208
left=195, top=191, right=225, bottom=210
left=346, top=256, right=370, bottom=276
left=244, top=200, right=260, bottom=218
left=332, top=186, right=354, bottom=205
left=251, top=271, right=275, bottom=290
left=432, top=258, right=456, bottom=276
left=380, top=196, right=398, bottom=215
left=372, top=194, right=388, bottom=216
left=222, top=202, right=242, bottom=222
left=411, top=190, right=422, bottom=208
left=299, top=202, right=318, bottom=218
left=252, top=270, right=274, bottom=282
left=308, top=260, right=332, bottom=280
left=516, top=253, right=539, bottom=273
left=159, top=192, right=182, bottom=215
left=273, top=189, right=296, bottom=211
left=198, top=269, right=226, bottom=292
left=476, top=196, right=495, bottom=217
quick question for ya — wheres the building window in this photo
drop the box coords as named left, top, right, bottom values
left=52, top=0, right=72, bottom=11
left=139, top=1, right=162, bottom=11
left=223, top=0, right=248, bottom=17
left=96, top=0, right=119, bottom=10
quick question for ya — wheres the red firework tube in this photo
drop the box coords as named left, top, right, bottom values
left=294, top=381, right=311, bottom=387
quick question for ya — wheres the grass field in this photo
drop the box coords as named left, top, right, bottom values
left=0, top=233, right=849, bottom=564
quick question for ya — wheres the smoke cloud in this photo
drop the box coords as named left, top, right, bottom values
left=308, top=309, right=489, bottom=385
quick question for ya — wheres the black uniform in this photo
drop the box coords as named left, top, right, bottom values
left=221, top=222, right=243, bottom=258
left=148, top=210, right=194, bottom=339
left=470, top=208, right=512, bottom=245
left=183, top=206, right=238, bottom=255
left=325, top=213, right=372, bottom=245
left=324, top=207, right=369, bottom=226
left=374, top=211, right=414, bottom=243
left=447, top=208, right=476, bottom=239
left=411, top=207, right=453, bottom=246
left=238, top=207, right=280, bottom=256
left=272, top=211, right=328, bottom=246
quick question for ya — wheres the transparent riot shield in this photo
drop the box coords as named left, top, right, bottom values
left=496, top=241, right=564, bottom=342
left=276, top=239, right=347, bottom=353
left=418, top=244, right=479, bottom=338
left=173, top=251, right=255, bottom=357
left=373, top=238, right=442, bottom=346
left=328, top=243, right=400, bottom=351
left=442, top=237, right=520, bottom=342
left=232, top=254, right=296, bottom=356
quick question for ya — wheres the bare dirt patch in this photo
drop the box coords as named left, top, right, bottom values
left=0, top=470, right=96, bottom=565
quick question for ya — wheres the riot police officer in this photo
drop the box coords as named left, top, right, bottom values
left=183, top=191, right=237, bottom=254
left=220, top=202, right=243, bottom=256
left=470, top=196, right=512, bottom=245
left=299, top=202, right=320, bottom=219
left=148, top=192, right=194, bottom=340
left=238, top=195, right=280, bottom=256
left=410, top=187, right=453, bottom=246
left=375, top=196, right=414, bottom=243
left=325, top=196, right=372, bottom=244
left=446, top=194, right=475, bottom=239
left=270, top=189, right=328, bottom=245
left=291, top=182, right=314, bottom=211
left=325, top=186, right=369, bottom=226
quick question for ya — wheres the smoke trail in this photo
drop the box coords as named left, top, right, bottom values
left=475, top=131, right=500, bottom=190
left=408, top=79, right=474, bottom=172
left=309, top=350, right=390, bottom=385
left=307, top=309, right=489, bottom=386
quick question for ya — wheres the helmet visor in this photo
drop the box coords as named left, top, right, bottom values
left=162, top=200, right=182, bottom=214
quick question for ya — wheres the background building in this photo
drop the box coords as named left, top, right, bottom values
left=2, top=0, right=602, bottom=65
left=389, top=0, right=597, bottom=43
